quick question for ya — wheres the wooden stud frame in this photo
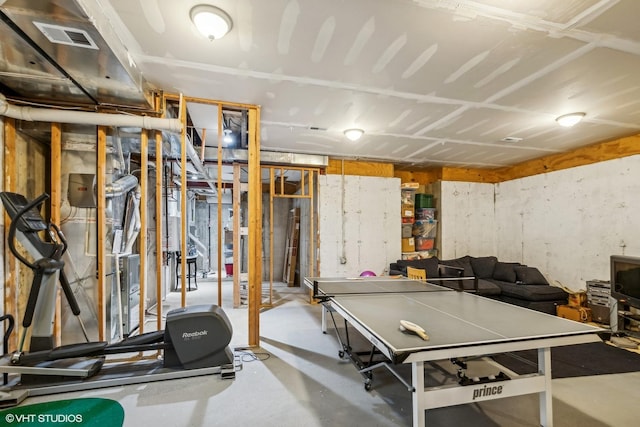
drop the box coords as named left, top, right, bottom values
left=3, top=118, right=18, bottom=350
left=232, top=162, right=241, bottom=308
left=139, top=130, right=148, bottom=334
left=264, top=166, right=319, bottom=307
left=162, top=94, right=262, bottom=346
left=96, top=126, right=107, bottom=341
left=216, top=107, right=223, bottom=307
left=247, top=107, right=261, bottom=346
left=179, top=95, right=188, bottom=308
left=50, top=123, right=62, bottom=346
left=154, top=130, right=164, bottom=332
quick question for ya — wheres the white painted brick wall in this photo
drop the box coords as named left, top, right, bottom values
left=318, top=175, right=401, bottom=277
left=441, top=155, right=640, bottom=291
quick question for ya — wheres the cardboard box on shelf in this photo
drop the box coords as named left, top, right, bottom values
left=401, top=204, right=415, bottom=218
left=402, top=237, right=415, bottom=252
left=400, top=182, right=420, bottom=190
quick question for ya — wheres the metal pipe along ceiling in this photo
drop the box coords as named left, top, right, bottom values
left=0, top=93, right=182, bottom=132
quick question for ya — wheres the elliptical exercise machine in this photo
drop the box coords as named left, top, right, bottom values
left=0, top=192, right=235, bottom=407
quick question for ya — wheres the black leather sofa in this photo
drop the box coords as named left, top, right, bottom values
left=389, top=255, right=568, bottom=315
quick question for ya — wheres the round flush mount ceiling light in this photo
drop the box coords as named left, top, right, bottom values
left=556, top=112, right=585, bottom=127
left=223, top=128, right=233, bottom=144
left=190, top=5, right=233, bottom=40
left=343, top=128, right=364, bottom=141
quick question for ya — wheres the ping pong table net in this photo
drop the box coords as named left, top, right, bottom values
left=406, top=266, right=427, bottom=281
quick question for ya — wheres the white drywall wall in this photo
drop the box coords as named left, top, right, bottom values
left=441, top=155, right=640, bottom=291
left=318, top=175, right=401, bottom=277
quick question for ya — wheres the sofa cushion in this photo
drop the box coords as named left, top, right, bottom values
left=440, top=256, right=473, bottom=277
left=490, top=280, right=568, bottom=302
left=396, top=257, right=440, bottom=278
left=515, top=266, right=549, bottom=285
left=475, top=279, right=502, bottom=296
left=470, top=256, right=498, bottom=279
left=492, top=262, right=521, bottom=283
left=495, top=296, right=567, bottom=315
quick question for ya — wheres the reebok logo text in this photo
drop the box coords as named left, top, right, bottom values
left=182, top=330, right=208, bottom=339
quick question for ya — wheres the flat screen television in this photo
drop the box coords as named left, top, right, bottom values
left=611, top=255, right=640, bottom=310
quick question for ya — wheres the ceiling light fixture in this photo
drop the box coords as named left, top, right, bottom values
left=344, top=128, right=364, bottom=141
left=190, top=5, right=233, bottom=40
left=555, top=112, right=585, bottom=127
left=501, top=136, right=523, bottom=143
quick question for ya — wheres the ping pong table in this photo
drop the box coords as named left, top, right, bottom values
left=305, top=276, right=603, bottom=427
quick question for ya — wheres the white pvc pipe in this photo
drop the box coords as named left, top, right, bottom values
left=189, top=231, right=209, bottom=274
left=188, top=231, right=207, bottom=254
left=0, top=93, right=182, bottom=132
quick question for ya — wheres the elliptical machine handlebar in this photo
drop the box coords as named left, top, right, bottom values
left=48, top=222, right=69, bottom=262
left=6, top=193, right=51, bottom=270
left=1, top=191, right=84, bottom=342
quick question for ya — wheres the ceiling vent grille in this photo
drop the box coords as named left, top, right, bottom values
left=33, top=22, right=99, bottom=50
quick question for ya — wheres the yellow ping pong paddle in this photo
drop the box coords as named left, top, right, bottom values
left=400, top=320, right=429, bottom=341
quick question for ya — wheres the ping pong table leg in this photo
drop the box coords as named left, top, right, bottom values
left=411, top=361, right=426, bottom=427
left=325, top=305, right=349, bottom=359
left=322, top=304, right=328, bottom=333
left=538, top=347, right=553, bottom=426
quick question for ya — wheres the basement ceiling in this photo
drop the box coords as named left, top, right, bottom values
left=2, top=0, right=640, bottom=169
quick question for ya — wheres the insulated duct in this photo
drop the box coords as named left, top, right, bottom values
left=203, top=147, right=329, bottom=167
left=0, top=93, right=182, bottom=132
left=105, top=175, right=138, bottom=198
left=186, top=139, right=207, bottom=176
left=186, top=137, right=216, bottom=193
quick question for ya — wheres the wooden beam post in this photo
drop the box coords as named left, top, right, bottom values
left=217, top=105, right=223, bottom=307
left=139, top=130, right=148, bottom=333
left=179, top=95, right=187, bottom=307
left=233, top=162, right=241, bottom=308
left=50, top=123, right=62, bottom=347
left=3, top=118, right=18, bottom=350
left=247, top=107, right=261, bottom=346
left=96, top=126, right=107, bottom=341
left=154, top=130, right=164, bottom=332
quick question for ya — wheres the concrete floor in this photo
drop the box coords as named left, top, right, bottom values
left=16, top=277, right=640, bottom=426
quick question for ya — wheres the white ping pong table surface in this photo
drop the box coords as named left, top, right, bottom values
left=305, top=276, right=603, bottom=427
